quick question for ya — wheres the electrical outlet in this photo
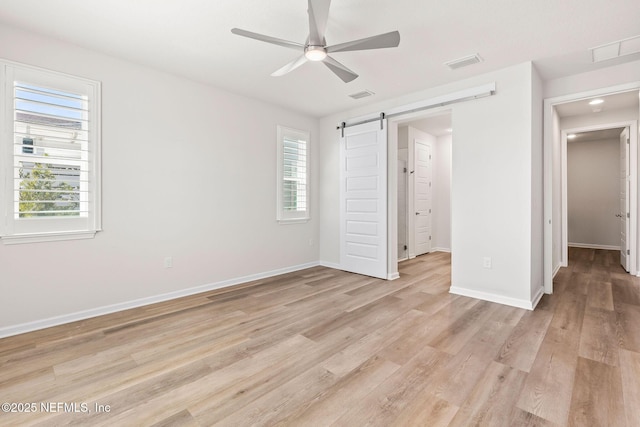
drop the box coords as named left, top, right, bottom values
left=164, top=256, right=173, bottom=268
left=483, top=257, right=492, bottom=269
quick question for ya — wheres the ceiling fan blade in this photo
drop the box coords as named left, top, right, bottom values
left=231, top=28, right=304, bottom=51
left=271, top=55, right=309, bottom=76
left=308, top=0, right=331, bottom=46
left=326, top=30, right=400, bottom=53
left=323, top=55, right=358, bottom=83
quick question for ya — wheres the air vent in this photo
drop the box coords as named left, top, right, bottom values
left=590, top=35, right=640, bottom=62
left=444, top=53, right=483, bottom=70
left=349, top=90, right=375, bottom=100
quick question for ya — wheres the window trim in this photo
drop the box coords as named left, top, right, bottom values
left=0, top=59, right=101, bottom=244
left=276, top=125, right=310, bottom=224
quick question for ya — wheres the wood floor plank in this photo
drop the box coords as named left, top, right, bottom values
left=510, top=409, right=562, bottom=427
left=568, top=357, right=625, bottom=427
left=619, top=349, right=640, bottom=427
left=209, top=364, right=338, bottom=426
left=389, top=390, right=459, bottom=427
left=495, top=308, right=553, bottom=373
left=429, top=319, right=516, bottom=407
left=149, top=409, right=199, bottom=427
left=322, top=309, right=426, bottom=376
left=550, top=291, right=586, bottom=333
left=578, top=306, right=620, bottom=366
left=586, top=280, right=615, bottom=311
left=611, top=274, right=640, bottom=306
left=189, top=327, right=360, bottom=424
left=516, top=326, right=580, bottom=425
left=272, top=355, right=400, bottom=426
left=428, top=300, right=500, bottom=354
left=447, top=361, right=528, bottom=427
left=332, top=345, right=451, bottom=426
left=615, top=302, right=640, bottom=353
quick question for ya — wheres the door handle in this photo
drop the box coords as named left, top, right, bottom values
left=415, top=212, right=420, bottom=215
left=616, top=214, right=623, bottom=217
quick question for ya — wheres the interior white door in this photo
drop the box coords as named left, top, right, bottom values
left=414, top=139, right=432, bottom=256
left=620, top=127, right=630, bottom=272
left=340, top=120, right=388, bottom=279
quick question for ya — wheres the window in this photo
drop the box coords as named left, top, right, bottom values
left=0, top=60, right=101, bottom=244
left=277, top=125, right=309, bottom=223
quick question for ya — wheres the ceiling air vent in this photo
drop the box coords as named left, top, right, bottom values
left=445, top=53, right=483, bottom=70
left=349, top=90, right=375, bottom=100
left=590, top=35, right=640, bottom=62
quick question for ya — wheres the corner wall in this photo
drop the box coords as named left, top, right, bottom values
left=0, top=24, right=319, bottom=336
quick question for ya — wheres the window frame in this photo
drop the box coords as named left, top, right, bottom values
left=0, top=59, right=101, bottom=244
left=276, top=125, right=310, bottom=224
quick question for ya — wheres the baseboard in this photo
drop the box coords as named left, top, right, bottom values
left=553, top=262, right=562, bottom=278
left=531, top=286, right=545, bottom=309
left=431, top=247, right=451, bottom=253
left=319, top=260, right=341, bottom=270
left=449, top=286, right=537, bottom=310
left=568, top=242, right=621, bottom=251
left=0, top=261, right=320, bottom=339
left=320, top=260, right=399, bottom=281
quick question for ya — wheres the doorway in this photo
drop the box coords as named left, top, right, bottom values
left=566, top=127, right=628, bottom=264
left=395, top=111, right=452, bottom=265
left=544, top=86, right=640, bottom=293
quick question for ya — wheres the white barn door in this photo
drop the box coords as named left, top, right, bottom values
left=340, top=120, right=388, bottom=279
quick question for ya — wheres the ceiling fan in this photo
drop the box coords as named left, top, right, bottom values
left=231, top=0, right=400, bottom=83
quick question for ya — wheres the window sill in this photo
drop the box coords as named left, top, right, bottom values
left=277, top=218, right=310, bottom=225
left=1, top=230, right=98, bottom=245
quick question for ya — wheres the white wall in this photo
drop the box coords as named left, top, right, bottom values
left=433, top=134, right=452, bottom=252
left=567, top=137, right=620, bottom=248
left=0, top=24, right=319, bottom=335
left=551, top=108, right=563, bottom=272
left=530, top=65, right=544, bottom=301
left=320, top=62, right=542, bottom=309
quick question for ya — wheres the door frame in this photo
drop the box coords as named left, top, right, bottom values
left=544, top=82, right=640, bottom=294
left=560, top=122, right=637, bottom=273
left=387, top=107, right=452, bottom=276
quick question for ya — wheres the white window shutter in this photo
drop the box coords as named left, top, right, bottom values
left=277, top=126, right=310, bottom=223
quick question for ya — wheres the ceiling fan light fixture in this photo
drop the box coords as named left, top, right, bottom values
left=305, top=46, right=327, bottom=61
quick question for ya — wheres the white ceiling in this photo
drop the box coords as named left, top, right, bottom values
left=1, top=0, right=639, bottom=118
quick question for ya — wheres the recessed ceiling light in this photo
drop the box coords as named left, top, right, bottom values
left=567, top=134, right=577, bottom=139
left=589, top=99, right=604, bottom=105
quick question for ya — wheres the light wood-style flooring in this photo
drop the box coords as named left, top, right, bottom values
left=1, top=248, right=640, bottom=426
